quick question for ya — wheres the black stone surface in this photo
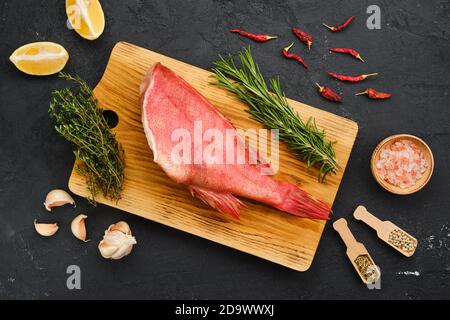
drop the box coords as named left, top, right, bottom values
left=0, top=0, right=449, bottom=299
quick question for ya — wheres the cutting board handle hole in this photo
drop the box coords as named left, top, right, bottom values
left=103, top=110, right=119, bottom=128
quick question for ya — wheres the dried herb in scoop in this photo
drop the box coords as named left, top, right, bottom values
left=212, top=47, right=338, bottom=181
left=49, top=73, right=125, bottom=203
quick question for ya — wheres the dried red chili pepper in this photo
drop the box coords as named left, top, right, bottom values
left=323, top=16, right=355, bottom=32
left=327, top=71, right=378, bottom=82
left=282, top=43, right=308, bottom=69
left=230, top=29, right=277, bottom=42
left=356, top=88, right=391, bottom=99
left=292, top=27, right=313, bottom=50
left=315, top=83, right=342, bottom=102
left=330, top=47, right=364, bottom=62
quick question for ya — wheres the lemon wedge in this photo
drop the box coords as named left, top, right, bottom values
left=9, top=42, right=69, bottom=76
left=66, top=0, right=105, bottom=40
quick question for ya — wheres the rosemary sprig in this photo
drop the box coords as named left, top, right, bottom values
left=49, top=72, right=125, bottom=203
left=212, top=47, right=338, bottom=181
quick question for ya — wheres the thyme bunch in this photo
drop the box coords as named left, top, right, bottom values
left=49, top=73, right=125, bottom=203
left=212, top=47, right=338, bottom=181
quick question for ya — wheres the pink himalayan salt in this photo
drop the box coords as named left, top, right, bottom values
left=376, top=139, right=428, bottom=189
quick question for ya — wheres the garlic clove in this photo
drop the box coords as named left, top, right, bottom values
left=34, top=219, right=59, bottom=237
left=98, top=222, right=137, bottom=260
left=98, top=242, right=119, bottom=258
left=44, top=189, right=75, bottom=211
left=109, top=235, right=137, bottom=259
left=71, top=214, right=88, bottom=242
left=110, top=221, right=131, bottom=235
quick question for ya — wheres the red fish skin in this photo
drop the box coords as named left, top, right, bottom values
left=141, top=63, right=330, bottom=220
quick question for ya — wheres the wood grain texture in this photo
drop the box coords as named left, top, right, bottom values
left=68, top=42, right=358, bottom=271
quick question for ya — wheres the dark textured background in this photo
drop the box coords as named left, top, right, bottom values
left=0, top=0, right=449, bottom=300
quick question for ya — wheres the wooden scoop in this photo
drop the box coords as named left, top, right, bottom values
left=333, top=218, right=380, bottom=284
left=353, top=206, right=417, bottom=257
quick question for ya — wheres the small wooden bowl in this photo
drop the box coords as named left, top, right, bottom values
left=371, top=134, right=434, bottom=195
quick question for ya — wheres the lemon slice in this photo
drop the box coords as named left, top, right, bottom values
left=66, top=0, right=105, bottom=40
left=9, top=42, right=69, bottom=76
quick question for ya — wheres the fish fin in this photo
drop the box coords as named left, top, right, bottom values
left=277, top=185, right=331, bottom=220
left=188, top=186, right=243, bottom=219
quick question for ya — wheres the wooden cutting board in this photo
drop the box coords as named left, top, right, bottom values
left=68, top=42, right=358, bottom=271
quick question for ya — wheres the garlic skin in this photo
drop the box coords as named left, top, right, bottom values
left=71, top=214, right=88, bottom=242
left=98, top=221, right=137, bottom=260
left=44, top=189, right=75, bottom=211
left=34, top=220, right=59, bottom=237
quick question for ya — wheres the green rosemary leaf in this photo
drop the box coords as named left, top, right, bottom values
left=49, top=72, right=125, bottom=203
left=212, top=47, right=338, bottom=181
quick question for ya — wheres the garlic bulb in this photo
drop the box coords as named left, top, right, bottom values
left=44, top=189, right=75, bottom=211
left=71, top=214, right=88, bottom=242
left=98, top=221, right=136, bottom=260
left=34, top=220, right=59, bottom=237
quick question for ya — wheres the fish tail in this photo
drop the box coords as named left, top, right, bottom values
left=276, top=185, right=331, bottom=220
